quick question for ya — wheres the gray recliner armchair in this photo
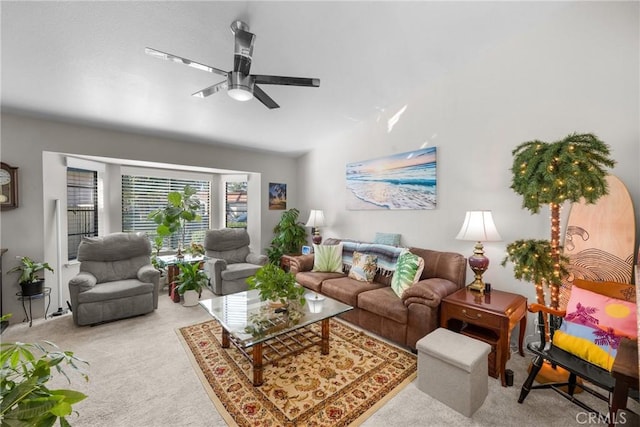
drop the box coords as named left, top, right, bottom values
left=204, top=228, right=268, bottom=295
left=68, top=232, right=160, bottom=326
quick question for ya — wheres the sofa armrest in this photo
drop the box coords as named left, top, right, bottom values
left=289, top=254, right=315, bottom=274
left=401, top=278, right=460, bottom=308
left=205, top=258, right=227, bottom=294
left=247, top=252, right=268, bottom=266
left=69, top=272, right=97, bottom=294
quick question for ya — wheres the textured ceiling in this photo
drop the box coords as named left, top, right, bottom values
left=1, top=1, right=566, bottom=156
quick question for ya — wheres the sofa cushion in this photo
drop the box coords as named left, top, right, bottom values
left=77, top=279, right=154, bottom=303
left=321, top=277, right=386, bottom=307
left=296, top=271, right=345, bottom=293
left=221, top=263, right=262, bottom=281
left=391, top=251, right=425, bottom=297
left=348, top=251, right=378, bottom=282
left=312, top=243, right=343, bottom=273
left=358, top=287, right=408, bottom=324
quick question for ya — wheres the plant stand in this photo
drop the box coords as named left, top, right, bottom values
left=17, top=287, right=51, bottom=327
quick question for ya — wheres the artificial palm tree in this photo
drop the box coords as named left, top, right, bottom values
left=505, top=132, right=615, bottom=309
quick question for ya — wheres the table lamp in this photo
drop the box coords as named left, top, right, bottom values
left=306, top=210, right=326, bottom=244
left=455, top=211, right=502, bottom=293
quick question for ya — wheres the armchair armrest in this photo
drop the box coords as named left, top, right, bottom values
left=401, top=278, right=459, bottom=308
left=528, top=303, right=566, bottom=317
left=289, top=254, right=315, bottom=274
left=205, top=258, right=227, bottom=294
left=528, top=303, right=567, bottom=347
left=138, top=264, right=161, bottom=285
left=69, top=272, right=97, bottom=292
left=247, top=252, right=268, bottom=266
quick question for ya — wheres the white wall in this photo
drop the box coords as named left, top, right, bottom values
left=0, top=114, right=298, bottom=323
left=298, top=2, right=639, bottom=340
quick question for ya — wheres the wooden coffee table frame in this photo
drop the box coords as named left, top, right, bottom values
left=221, top=318, right=331, bottom=386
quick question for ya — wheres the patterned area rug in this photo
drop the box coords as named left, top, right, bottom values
left=178, top=319, right=417, bottom=426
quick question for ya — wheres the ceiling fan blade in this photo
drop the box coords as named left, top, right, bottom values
left=253, top=85, right=279, bottom=109
left=253, top=75, right=320, bottom=87
left=145, top=47, right=228, bottom=77
left=191, top=80, right=228, bottom=98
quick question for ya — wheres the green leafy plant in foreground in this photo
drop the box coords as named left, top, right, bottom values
left=246, top=263, right=306, bottom=307
left=1, top=336, right=89, bottom=427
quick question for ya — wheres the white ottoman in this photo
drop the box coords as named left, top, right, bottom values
left=416, top=327, right=491, bottom=417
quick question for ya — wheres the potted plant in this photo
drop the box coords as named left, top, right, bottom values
left=266, top=208, right=308, bottom=264
left=148, top=185, right=202, bottom=258
left=504, top=133, right=615, bottom=309
left=8, top=256, right=54, bottom=296
left=246, top=263, right=306, bottom=308
left=175, top=261, right=208, bottom=307
left=1, top=316, right=89, bottom=426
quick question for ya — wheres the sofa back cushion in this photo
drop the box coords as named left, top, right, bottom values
left=81, top=256, right=151, bottom=284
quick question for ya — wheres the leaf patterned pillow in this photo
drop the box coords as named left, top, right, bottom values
left=391, top=251, right=425, bottom=298
left=348, top=251, right=378, bottom=282
left=312, top=243, right=344, bottom=273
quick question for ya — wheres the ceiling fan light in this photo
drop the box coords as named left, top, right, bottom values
left=228, top=87, right=253, bottom=101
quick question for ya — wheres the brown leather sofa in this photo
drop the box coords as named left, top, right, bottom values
left=290, top=240, right=467, bottom=350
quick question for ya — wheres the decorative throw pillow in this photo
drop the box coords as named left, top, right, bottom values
left=312, top=243, right=343, bottom=273
left=573, top=278, right=636, bottom=303
left=553, top=286, right=637, bottom=371
left=391, top=251, right=425, bottom=298
left=348, top=251, right=378, bottom=282
left=373, top=232, right=401, bottom=247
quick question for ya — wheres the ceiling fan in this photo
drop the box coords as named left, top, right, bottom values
left=145, top=20, right=320, bottom=109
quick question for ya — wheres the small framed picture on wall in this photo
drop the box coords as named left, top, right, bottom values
left=269, top=183, right=287, bottom=210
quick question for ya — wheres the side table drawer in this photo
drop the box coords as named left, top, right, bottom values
left=445, top=303, right=502, bottom=329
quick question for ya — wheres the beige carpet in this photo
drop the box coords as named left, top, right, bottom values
left=2, top=288, right=638, bottom=426
left=178, top=318, right=416, bottom=426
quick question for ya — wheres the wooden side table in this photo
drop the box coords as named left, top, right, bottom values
left=440, top=287, right=527, bottom=387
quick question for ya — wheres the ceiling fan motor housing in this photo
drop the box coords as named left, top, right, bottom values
left=228, top=72, right=254, bottom=101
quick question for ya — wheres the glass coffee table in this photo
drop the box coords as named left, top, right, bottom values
left=199, top=289, right=353, bottom=386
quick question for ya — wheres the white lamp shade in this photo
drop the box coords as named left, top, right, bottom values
left=455, top=211, right=502, bottom=242
left=305, top=210, right=326, bottom=227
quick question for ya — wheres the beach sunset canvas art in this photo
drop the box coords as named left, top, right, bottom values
left=346, top=147, right=437, bottom=210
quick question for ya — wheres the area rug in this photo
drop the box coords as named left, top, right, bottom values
left=177, top=319, right=417, bottom=426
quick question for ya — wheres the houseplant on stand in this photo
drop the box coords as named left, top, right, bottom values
left=266, top=208, right=308, bottom=264
left=175, top=261, right=208, bottom=307
left=8, top=256, right=54, bottom=296
left=148, top=185, right=202, bottom=259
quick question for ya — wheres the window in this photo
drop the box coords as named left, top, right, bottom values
left=122, top=175, right=210, bottom=250
left=225, top=181, right=247, bottom=228
left=67, top=168, right=98, bottom=260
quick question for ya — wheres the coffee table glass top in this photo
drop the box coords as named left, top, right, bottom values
left=199, top=289, right=352, bottom=347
